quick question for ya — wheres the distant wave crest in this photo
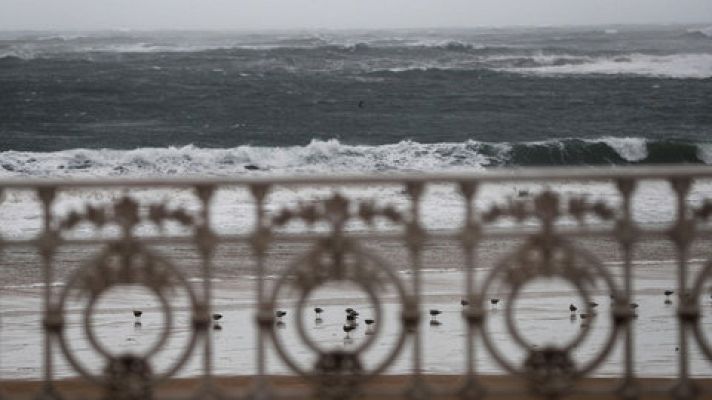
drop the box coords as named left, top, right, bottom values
left=502, top=53, right=712, bottom=79
left=368, top=52, right=712, bottom=79
left=1, top=138, right=710, bottom=178
left=685, top=26, right=712, bottom=38
left=3, top=30, right=711, bottom=79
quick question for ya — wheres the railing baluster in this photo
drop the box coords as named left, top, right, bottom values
left=459, top=181, right=485, bottom=399
left=196, top=185, right=216, bottom=394
left=615, top=178, right=638, bottom=399
left=405, top=181, right=428, bottom=399
left=670, top=178, right=695, bottom=399
left=250, top=184, right=271, bottom=397
left=37, top=187, right=59, bottom=399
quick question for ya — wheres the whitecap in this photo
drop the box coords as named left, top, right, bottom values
left=597, top=137, right=648, bottom=162
left=500, top=53, right=712, bottom=79
left=696, top=143, right=712, bottom=164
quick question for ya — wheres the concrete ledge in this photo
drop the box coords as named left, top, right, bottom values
left=3, top=375, right=712, bottom=399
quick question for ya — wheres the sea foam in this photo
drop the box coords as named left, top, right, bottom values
left=505, top=53, right=712, bottom=79
left=0, top=138, right=708, bottom=180
left=595, top=137, right=648, bottom=162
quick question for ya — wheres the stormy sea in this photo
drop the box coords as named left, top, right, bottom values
left=1, top=25, right=711, bottom=175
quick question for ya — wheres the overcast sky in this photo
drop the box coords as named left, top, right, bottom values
left=1, top=0, right=711, bottom=31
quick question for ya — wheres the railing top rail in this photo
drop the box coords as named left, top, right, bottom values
left=1, top=164, right=712, bottom=189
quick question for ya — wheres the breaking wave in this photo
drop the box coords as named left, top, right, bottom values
left=503, top=53, right=712, bottom=79
left=1, top=137, right=710, bottom=178
left=685, top=26, right=712, bottom=38
left=3, top=30, right=711, bottom=79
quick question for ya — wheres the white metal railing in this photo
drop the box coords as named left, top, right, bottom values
left=1, top=165, right=711, bottom=399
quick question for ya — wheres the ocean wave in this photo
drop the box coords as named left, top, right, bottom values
left=0, top=138, right=709, bottom=178
left=502, top=53, right=712, bottom=79
left=685, top=26, right=712, bottom=38
left=4, top=33, right=710, bottom=79
left=364, top=52, right=712, bottom=79
left=0, top=40, right=507, bottom=59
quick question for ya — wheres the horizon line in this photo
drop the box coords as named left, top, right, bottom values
left=1, top=21, right=711, bottom=34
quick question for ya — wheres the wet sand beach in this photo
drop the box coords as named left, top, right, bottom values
left=2, top=235, right=711, bottom=380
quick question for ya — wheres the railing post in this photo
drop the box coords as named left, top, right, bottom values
left=403, top=181, right=430, bottom=400
left=668, top=178, right=698, bottom=400
left=195, top=184, right=217, bottom=396
left=250, top=183, right=272, bottom=400
left=458, top=181, right=486, bottom=399
left=615, top=178, right=639, bottom=400
left=37, top=186, right=62, bottom=400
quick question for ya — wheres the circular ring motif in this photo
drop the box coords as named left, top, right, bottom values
left=478, top=235, right=621, bottom=387
left=54, top=241, right=202, bottom=384
left=266, top=237, right=409, bottom=381
left=84, top=284, right=172, bottom=360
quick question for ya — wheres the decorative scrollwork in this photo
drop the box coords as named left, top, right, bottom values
left=54, top=243, right=204, bottom=387
left=46, top=194, right=209, bottom=397
left=481, top=190, right=617, bottom=226
left=57, top=196, right=200, bottom=235
left=263, top=194, right=410, bottom=398
left=5, top=169, right=712, bottom=399
left=265, top=239, right=408, bottom=391
left=270, top=193, right=405, bottom=231
left=478, top=235, right=622, bottom=396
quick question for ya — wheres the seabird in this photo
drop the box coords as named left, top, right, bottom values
left=664, top=290, right=674, bottom=297
left=461, top=299, right=470, bottom=307
left=490, top=298, right=500, bottom=307
left=364, top=319, right=375, bottom=335
left=429, top=309, right=442, bottom=320
left=343, top=324, right=355, bottom=339
left=346, top=314, right=358, bottom=327
left=569, top=304, right=578, bottom=314
left=133, top=310, right=143, bottom=319
left=211, top=313, right=224, bottom=330
left=314, top=307, right=323, bottom=315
